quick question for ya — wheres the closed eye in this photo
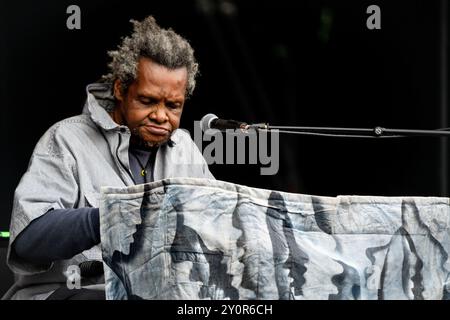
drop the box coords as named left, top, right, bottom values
left=167, top=102, right=181, bottom=109
left=139, top=98, right=158, bottom=105
left=137, top=94, right=159, bottom=105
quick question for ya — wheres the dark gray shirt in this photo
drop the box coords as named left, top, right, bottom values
left=128, top=144, right=157, bottom=185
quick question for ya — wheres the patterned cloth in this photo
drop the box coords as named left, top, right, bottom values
left=99, top=178, right=450, bottom=300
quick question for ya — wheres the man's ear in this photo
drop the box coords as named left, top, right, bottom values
left=113, top=79, right=124, bottom=102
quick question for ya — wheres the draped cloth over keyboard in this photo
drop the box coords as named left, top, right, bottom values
left=99, top=178, right=450, bottom=300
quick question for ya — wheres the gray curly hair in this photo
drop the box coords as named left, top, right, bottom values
left=103, top=16, right=199, bottom=98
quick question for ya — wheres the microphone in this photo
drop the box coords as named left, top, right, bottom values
left=200, top=114, right=249, bottom=131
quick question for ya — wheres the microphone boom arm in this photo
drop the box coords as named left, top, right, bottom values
left=258, top=125, right=450, bottom=138
left=201, top=114, right=450, bottom=138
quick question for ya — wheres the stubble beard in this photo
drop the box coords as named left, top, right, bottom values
left=130, top=126, right=171, bottom=148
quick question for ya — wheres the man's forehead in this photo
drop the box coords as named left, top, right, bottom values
left=137, top=57, right=187, bottom=79
left=134, top=81, right=186, bottom=101
left=134, top=58, right=187, bottom=96
left=136, top=87, right=185, bottom=99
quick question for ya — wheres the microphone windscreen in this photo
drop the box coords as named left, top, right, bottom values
left=200, top=113, right=218, bottom=132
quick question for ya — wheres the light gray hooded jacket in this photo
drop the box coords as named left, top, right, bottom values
left=3, top=82, right=214, bottom=300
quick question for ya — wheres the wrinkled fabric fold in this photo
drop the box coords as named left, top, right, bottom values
left=100, top=178, right=450, bottom=300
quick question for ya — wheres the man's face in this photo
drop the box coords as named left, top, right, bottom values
left=113, top=57, right=188, bottom=146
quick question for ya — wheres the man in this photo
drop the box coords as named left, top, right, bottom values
left=3, top=16, right=214, bottom=300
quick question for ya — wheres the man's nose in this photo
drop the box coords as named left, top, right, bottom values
left=148, top=104, right=168, bottom=123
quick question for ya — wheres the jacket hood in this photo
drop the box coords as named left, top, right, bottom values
left=82, top=82, right=120, bottom=131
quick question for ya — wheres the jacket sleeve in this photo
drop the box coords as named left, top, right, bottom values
left=13, top=207, right=100, bottom=265
left=7, top=123, right=81, bottom=275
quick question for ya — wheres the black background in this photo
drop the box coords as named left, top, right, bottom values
left=0, top=0, right=448, bottom=234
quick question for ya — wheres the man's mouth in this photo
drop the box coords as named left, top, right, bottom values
left=143, top=125, right=170, bottom=136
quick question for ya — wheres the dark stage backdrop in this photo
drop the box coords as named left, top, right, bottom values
left=0, top=0, right=449, bottom=234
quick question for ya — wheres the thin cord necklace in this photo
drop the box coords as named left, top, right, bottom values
left=133, top=152, right=151, bottom=177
